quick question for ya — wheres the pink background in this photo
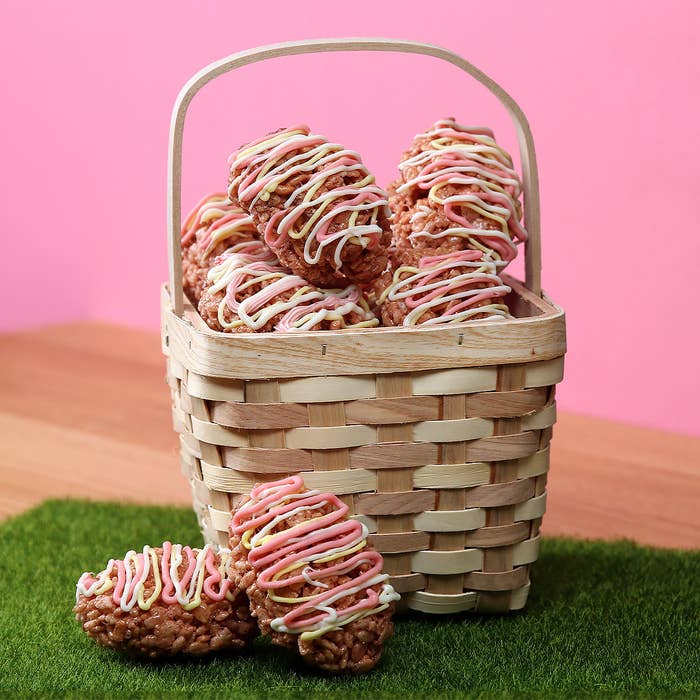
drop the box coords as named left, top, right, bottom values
left=1, top=1, right=698, bottom=436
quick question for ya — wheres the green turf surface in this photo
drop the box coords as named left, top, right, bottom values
left=1, top=500, right=698, bottom=699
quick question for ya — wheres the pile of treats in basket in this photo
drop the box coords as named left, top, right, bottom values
left=181, top=118, right=528, bottom=333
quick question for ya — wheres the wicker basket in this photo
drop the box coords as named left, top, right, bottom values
left=161, top=39, right=566, bottom=615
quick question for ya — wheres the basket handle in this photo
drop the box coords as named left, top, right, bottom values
left=168, top=38, right=542, bottom=317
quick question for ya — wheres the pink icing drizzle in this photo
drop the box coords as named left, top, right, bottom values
left=78, top=542, right=231, bottom=610
left=180, top=192, right=255, bottom=254
left=228, top=126, right=388, bottom=263
left=385, top=249, right=511, bottom=323
left=402, top=119, right=527, bottom=262
left=210, top=246, right=374, bottom=332
left=273, top=287, right=362, bottom=332
left=231, top=476, right=388, bottom=634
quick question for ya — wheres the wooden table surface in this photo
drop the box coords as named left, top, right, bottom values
left=1, top=322, right=698, bottom=549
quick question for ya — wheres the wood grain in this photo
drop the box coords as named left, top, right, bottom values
left=163, top=283, right=566, bottom=379
left=1, top=322, right=698, bottom=549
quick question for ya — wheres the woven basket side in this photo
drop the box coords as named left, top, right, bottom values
left=167, top=355, right=560, bottom=614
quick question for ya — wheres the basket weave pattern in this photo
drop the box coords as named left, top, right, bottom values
left=166, top=354, right=561, bottom=614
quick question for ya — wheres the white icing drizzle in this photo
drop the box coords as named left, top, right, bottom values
left=396, top=118, right=527, bottom=266
left=231, top=476, right=400, bottom=642
left=75, top=543, right=236, bottom=612
left=378, top=251, right=513, bottom=326
left=180, top=193, right=257, bottom=259
left=205, top=243, right=378, bottom=332
left=228, top=126, right=390, bottom=268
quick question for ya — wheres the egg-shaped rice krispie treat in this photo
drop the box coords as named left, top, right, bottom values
left=198, top=241, right=378, bottom=333
left=389, top=118, right=527, bottom=268
left=228, top=126, right=391, bottom=287
left=74, top=542, right=258, bottom=658
left=181, top=193, right=258, bottom=303
left=228, top=476, right=399, bottom=674
left=374, top=248, right=513, bottom=327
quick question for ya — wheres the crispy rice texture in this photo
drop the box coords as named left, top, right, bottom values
left=182, top=244, right=210, bottom=304
left=230, top=137, right=391, bottom=287
left=228, top=497, right=395, bottom=674
left=197, top=278, right=373, bottom=334
left=387, top=132, right=511, bottom=263
left=373, top=248, right=506, bottom=327
left=73, top=548, right=257, bottom=658
left=181, top=206, right=257, bottom=305
left=197, top=277, right=295, bottom=333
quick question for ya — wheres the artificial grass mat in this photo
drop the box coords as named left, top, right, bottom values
left=1, top=500, right=698, bottom=699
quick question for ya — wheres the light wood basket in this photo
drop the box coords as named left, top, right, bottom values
left=161, top=39, right=566, bottom=615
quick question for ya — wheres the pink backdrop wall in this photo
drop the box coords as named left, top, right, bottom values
left=1, top=1, right=698, bottom=436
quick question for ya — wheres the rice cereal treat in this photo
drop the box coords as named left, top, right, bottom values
left=229, top=476, right=400, bottom=673
left=181, top=192, right=258, bottom=303
left=389, top=118, right=527, bottom=267
left=198, top=241, right=378, bottom=333
left=375, top=248, right=513, bottom=327
left=74, top=542, right=257, bottom=658
left=228, top=125, right=392, bottom=286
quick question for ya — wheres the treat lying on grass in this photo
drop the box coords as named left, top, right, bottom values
left=74, top=542, right=257, bottom=658
left=229, top=476, right=400, bottom=673
left=228, top=125, right=392, bottom=286
left=181, top=193, right=258, bottom=303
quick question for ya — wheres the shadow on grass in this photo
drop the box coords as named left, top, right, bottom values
left=106, top=642, right=260, bottom=671
left=400, top=536, right=699, bottom=627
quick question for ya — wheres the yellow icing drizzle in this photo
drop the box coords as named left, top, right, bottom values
left=76, top=544, right=234, bottom=613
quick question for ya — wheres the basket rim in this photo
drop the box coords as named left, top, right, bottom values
left=168, top=274, right=563, bottom=341
left=161, top=276, right=566, bottom=380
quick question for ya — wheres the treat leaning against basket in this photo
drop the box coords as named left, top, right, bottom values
left=162, top=38, right=566, bottom=615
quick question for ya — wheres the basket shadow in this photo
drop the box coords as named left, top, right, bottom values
left=105, top=642, right=259, bottom=671
left=103, top=636, right=355, bottom=680
left=397, top=536, right=694, bottom=625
